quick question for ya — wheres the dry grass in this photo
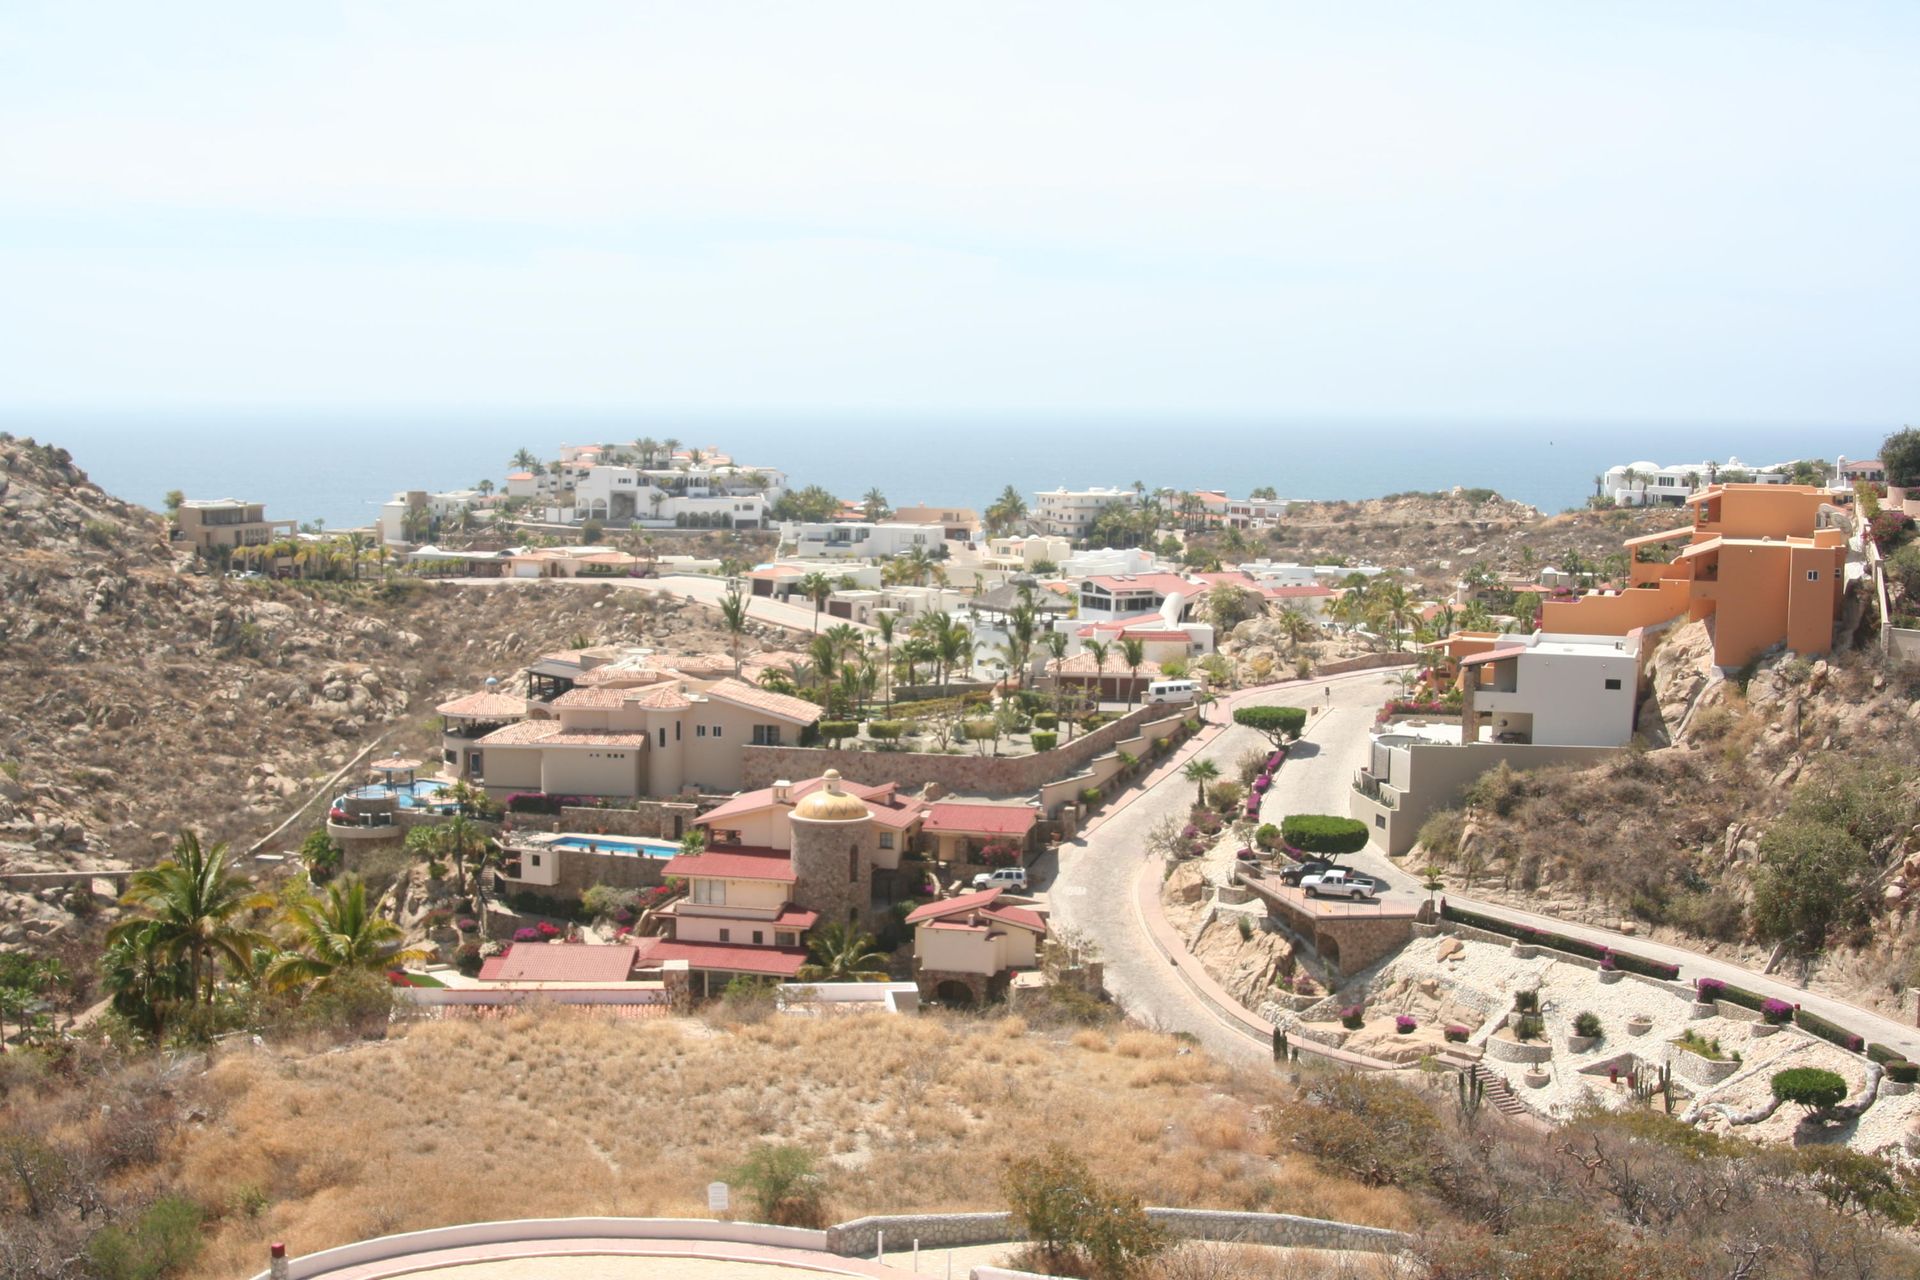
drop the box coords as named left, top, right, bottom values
left=179, top=1011, right=1417, bottom=1278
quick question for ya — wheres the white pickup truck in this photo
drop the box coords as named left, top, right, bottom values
left=1299, top=869, right=1383, bottom=901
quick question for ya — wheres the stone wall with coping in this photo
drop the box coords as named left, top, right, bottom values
left=739, top=705, right=1192, bottom=799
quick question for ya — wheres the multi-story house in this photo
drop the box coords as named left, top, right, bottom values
left=175, top=499, right=297, bottom=553
left=1031, top=486, right=1137, bottom=540
left=778, top=521, right=947, bottom=560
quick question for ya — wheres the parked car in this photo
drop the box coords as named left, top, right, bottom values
left=972, top=866, right=1029, bottom=891
left=1299, top=869, right=1383, bottom=901
left=1279, top=858, right=1335, bottom=886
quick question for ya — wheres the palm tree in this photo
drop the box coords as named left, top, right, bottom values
left=663, top=436, right=682, bottom=462
left=862, top=488, right=889, bottom=521
left=477, top=479, right=495, bottom=498
left=797, top=924, right=890, bottom=982
left=986, top=485, right=1028, bottom=536
left=875, top=612, right=897, bottom=713
left=101, top=922, right=191, bottom=1043
left=107, top=832, right=272, bottom=1007
left=636, top=437, right=658, bottom=467
left=796, top=572, right=834, bottom=632
left=1274, top=605, right=1316, bottom=652
left=1084, top=640, right=1111, bottom=705
left=1119, top=636, right=1147, bottom=706
left=933, top=615, right=971, bottom=696
left=719, top=579, right=751, bottom=676
left=265, top=877, right=426, bottom=992
left=1182, top=758, right=1220, bottom=806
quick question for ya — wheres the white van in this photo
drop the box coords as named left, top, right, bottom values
left=1146, top=678, right=1198, bottom=704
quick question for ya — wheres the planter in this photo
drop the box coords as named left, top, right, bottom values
left=1566, top=1033, right=1601, bottom=1054
left=1627, top=1015, right=1654, bottom=1037
left=1486, top=1031, right=1553, bottom=1065
left=1668, top=1046, right=1738, bottom=1086
left=1750, top=1022, right=1781, bottom=1038
left=1524, top=1068, right=1550, bottom=1089
left=1597, top=968, right=1624, bottom=985
left=1510, top=942, right=1538, bottom=958
left=1884, top=1080, right=1914, bottom=1097
left=1687, top=1002, right=1718, bottom=1021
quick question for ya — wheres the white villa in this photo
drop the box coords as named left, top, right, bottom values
left=778, top=521, right=949, bottom=560
left=1600, top=458, right=1791, bottom=508
left=1031, top=486, right=1138, bottom=540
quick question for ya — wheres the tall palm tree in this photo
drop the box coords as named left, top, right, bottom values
left=1182, top=758, right=1220, bottom=806
left=265, top=877, right=426, bottom=992
left=1119, top=637, right=1147, bottom=706
left=476, top=479, right=495, bottom=498
left=862, top=488, right=889, bottom=521
left=107, top=833, right=272, bottom=1007
left=512, top=448, right=540, bottom=472
left=875, top=612, right=897, bottom=713
left=719, top=579, right=751, bottom=676
left=431, top=815, right=493, bottom=896
left=1274, top=605, right=1317, bottom=652
left=1084, top=640, right=1111, bottom=706
left=932, top=615, right=971, bottom=695
left=986, top=484, right=1028, bottom=536
left=101, top=922, right=192, bottom=1043
left=796, top=572, right=834, bottom=632
left=663, top=436, right=682, bottom=462
left=797, top=924, right=890, bottom=982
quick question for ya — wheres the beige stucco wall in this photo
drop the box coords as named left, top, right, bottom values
left=681, top=878, right=789, bottom=913
left=916, top=927, right=995, bottom=975
left=479, top=746, right=544, bottom=793
left=1356, top=740, right=1621, bottom=857
left=540, top=748, right=645, bottom=798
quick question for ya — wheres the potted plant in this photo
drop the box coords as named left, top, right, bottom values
left=1756, top=998, right=1792, bottom=1035
left=1395, top=1014, right=1417, bottom=1036
left=1523, top=1066, right=1550, bottom=1089
left=1691, top=978, right=1724, bottom=1018
left=1568, top=1011, right=1603, bottom=1053
left=1340, top=1005, right=1365, bottom=1030
left=1626, top=1013, right=1654, bottom=1036
left=1598, top=950, right=1624, bottom=984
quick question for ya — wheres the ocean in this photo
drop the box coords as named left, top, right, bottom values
left=3, top=410, right=1878, bottom=532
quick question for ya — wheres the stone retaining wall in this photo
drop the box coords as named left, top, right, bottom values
left=825, top=1209, right=1409, bottom=1258
left=0, top=868, right=131, bottom=892
left=739, top=704, right=1190, bottom=800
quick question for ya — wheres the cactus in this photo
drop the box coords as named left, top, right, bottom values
left=1456, top=1069, right=1485, bottom=1123
left=1273, top=1026, right=1286, bottom=1062
left=1630, top=1063, right=1674, bottom=1113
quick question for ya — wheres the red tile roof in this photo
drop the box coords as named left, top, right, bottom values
left=981, top=903, right=1047, bottom=933
left=1459, top=645, right=1526, bottom=666
left=906, top=887, right=1002, bottom=923
left=703, top=678, right=824, bottom=724
left=695, top=775, right=925, bottom=829
left=478, top=720, right=649, bottom=747
left=1055, top=652, right=1163, bottom=677
left=481, top=943, right=639, bottom=982
left=906, top=893, right=1045, bottom=935
left=638, top=940, right=809, bottom=976
left=665, top=849, right=797, bottom=881
left=1262, top=584, right=1335, bottom=598
left=923, top=802, right=1037, bottom=837
left=436, top=691, right=528, bottom=718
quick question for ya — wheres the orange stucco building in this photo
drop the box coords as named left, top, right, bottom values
left=1541, top=484, right=1848, bottom=669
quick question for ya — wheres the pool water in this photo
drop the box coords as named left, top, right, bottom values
left=550, top=835, right=678, bottom=859
left=345, top=782, right=456, bottom=810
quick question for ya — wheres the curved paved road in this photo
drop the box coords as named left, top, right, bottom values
left=1042, top=670, right=1401, bottom=1061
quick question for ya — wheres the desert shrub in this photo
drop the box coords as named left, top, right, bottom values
left=1274, top=1072, right=1440, bottom=1189
left=1773, top=1067, right=1849, bottom=1118
left=1280, top=814, right=1368, bottom=855
left=1395, top=1014, right=1416, bottom=1035
left=726, top=1143, right=827, bottom=1227
left=1513, top=989, right=1539, bottom=1013
left=1080, top=787, right=1102, bottom=806
left=1254, top=822, right=1280, bottom=851
left=1416, top=808, right=1464, bottom=858
left=1232, top=705, right=1306, bottom=744
left=1208, top=781, right=1244, bottom=812
left=1340, top=1005, right=1364, bottom=1029
left=1004, top=1144, right=1167, bottom=1279
left=1443, top=1025, right=1469, bottom=1043
left=1794, top=1145, right=1920, bottom=1224
left=1573, top=1011, right=1602, bottom=1039
left=1512, top=1015, right=1544, bottom=1042
left=1030, top=731, right=1058, bottom=751
left=86, top=1195, right=204, bottom=1280
left=1751, top=817, right=1873, bottom=954
left=1235, top=915, right=1253, bottom=941
left=580, top=884, right=637, bottom=920
left=1464, top=762, right=1529, bottom=817
left=1784, top=759, right=1914, bottom=853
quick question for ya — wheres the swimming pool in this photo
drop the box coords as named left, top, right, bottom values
left=549, top=835, right=679, bottom=859
left=343, top=781, right=456, bottom=810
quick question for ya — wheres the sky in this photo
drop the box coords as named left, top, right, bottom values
left=0, top=2, right=1916, bottom=421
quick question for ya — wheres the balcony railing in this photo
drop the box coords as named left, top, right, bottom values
left=1352, top=771, right=1396, bottom=808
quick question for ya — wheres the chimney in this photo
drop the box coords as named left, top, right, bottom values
left=773, top=779, right=792, bottom=803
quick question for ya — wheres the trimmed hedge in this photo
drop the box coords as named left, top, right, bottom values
left=1234, top=705, right=1307, bottom=742
left=1034, top=712, right=1059, bottom=730
left=1280, top=815, right=1369, bottom=856
left=865, top=720, right=908, bottom=741
left=1439, top=904, right=1681, bottom=980
left=1030, top=731, right=1058, bottom=751
left=1888, top=1060, right=1920, bottom=1085
left=1794, top=1008, right=1866, bottom=1054
left=1866, top=1041, right=1905, bottom=1066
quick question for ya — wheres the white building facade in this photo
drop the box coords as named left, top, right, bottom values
left=1031, top=486, right=1138, bottom=540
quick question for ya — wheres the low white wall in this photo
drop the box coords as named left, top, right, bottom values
left=253, top=1217, right=831, bottom=1280
left=395, top=985, right=669, bottom=1007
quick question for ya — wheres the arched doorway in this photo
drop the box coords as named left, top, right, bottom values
left=933, top=979, right=977, bottom=1007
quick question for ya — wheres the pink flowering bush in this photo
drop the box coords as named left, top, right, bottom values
left=511, top=927, right=542, bottom=942
left=1395, top=1015, right=1416, bottom=1035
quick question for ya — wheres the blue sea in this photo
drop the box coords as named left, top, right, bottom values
left=1, top=410, right=1881, bottom=532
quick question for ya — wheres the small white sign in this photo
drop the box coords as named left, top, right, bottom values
left=707, top=1181, right=730, bottom=1214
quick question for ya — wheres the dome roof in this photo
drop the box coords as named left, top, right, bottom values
left=791, top=770, right=871, bottom=823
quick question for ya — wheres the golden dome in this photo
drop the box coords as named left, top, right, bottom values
left=791, top=770, right=871, bottom=823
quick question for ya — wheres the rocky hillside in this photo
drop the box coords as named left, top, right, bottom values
left=1255, top=492, right=1675, bottom=589
left=1414, top=619, right=1920, bottom=1013
left=0, top=435, right=787, bottom=950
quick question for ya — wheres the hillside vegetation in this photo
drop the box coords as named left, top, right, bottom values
left=1416, top=620, right=1920, bottom=1012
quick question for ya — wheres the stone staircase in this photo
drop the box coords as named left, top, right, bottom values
left=1436, top=1052, right=1528, bottom=1118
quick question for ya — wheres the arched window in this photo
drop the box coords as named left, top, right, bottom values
left=848, top=845, right=859, bottom=883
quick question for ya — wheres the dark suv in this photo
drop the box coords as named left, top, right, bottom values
left=1279, top=858, right=1337, bottom=886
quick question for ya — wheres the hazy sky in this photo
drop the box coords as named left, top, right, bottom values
left=2, top=2, right=1915, bottom=419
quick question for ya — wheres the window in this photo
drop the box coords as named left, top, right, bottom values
left=470, top=750, right=484, bottom=780
left=675, top=721, right=681, bottom=741
left=1604, top=678, right=1622, bottom=691
left=696, top=724, right=707, bottom=738
left=752, top=930, right=763, bottom=945
left=1806, top=569, right=1820, bottom=581
left=530, top=854, right=542, bottom=867
left=719, top=928, right=731, bottom=943
left=692, top=879, right=726, bottom=906
left=658, top=727, right=667, bottom=748
left=1374, top=815, right=1386, bottom=829
left=776, top=931, right=796, bottom=947
left=878, top=832, right=895, bottom=850
left=712, top=725, right=723, bottom=738
left=849, top=846, right=860, bottom=883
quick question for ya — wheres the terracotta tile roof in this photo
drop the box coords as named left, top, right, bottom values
left=627, top=684, right=693, bottom=710
left=481, top=943, right=639, bottom=982
left=551, top=686, right=632, bottom=709
left=573, top=665, right=671, bottom=688
left=749, top=566, right=804, bottom=580
left=435, top=691, right=527, bottom=718
left=694, top=775, right=925, bottom=829
left=1055, top=652, right=1163, bottom=677
left=638, top=940, right=809, bottom=976
left=1262, top=584, right=1335, bottom=598
left=981, top=903, right=1048, bottom=933
left=477, top=720, right=648, bottom=747
left=703, top=678, right=824, bottom=724
left=507, top=471, right=535, bottom=481
left=772, top=905, right=821, bottom=929
left=923, top=802, right=1037, bottom=837
left=1196, top=571, right=1254, bottom=586
left=906, top=887, right=1003, bottom=923
left=665, top=849, right=797, bottom=881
